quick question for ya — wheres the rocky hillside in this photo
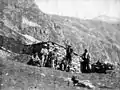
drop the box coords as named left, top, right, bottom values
left=0, top=0, right=120, bottom=65
left=1, top=0, right=120, bottom=90
left=1, top=52, right=120, bottom=90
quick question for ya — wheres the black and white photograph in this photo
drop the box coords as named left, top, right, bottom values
left=0, top=0, right=120, bottom=90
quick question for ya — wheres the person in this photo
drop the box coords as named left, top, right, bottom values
left=60, top=60, right=66, bottom=71
left=45, top=50, right=52, bottom=67
left=40, top=48, right=49, bottom=67
left=27, top=53, right=41, bottom=67
left=81, top=49, right=90, bottom=73
left=49, top=50, right=55, bottom=68
left=52, top=48, right=58, bottom=69
left=27, top=57, right=35, bottom=66
left=96, top=60, right=101, bottom=66
left=66, top=64, right=70, bottom=72
left=33, top=53, right=41, bottom=67
left=65, top=45, right=73, bottom=71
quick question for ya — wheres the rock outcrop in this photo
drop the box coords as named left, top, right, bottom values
left=0, top=0, right=120, bottom=67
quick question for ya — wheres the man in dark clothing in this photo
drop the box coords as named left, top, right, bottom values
left=81, top=49, right=90, bottom=73
left=66, top=45, right=73, bottom=71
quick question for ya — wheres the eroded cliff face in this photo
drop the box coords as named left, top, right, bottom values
left=0, top=0, right=120, bottom=65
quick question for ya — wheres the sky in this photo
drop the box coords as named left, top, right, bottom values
left=35, top=0, right=120, bottom=21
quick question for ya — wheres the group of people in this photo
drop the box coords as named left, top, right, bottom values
left=91, top=60, right=114, bottom=73
left=80, top=49, right=114, bottom=73
left=26, top=41, right=114, bottom=73
left=27, top=42, right=57, bottom=68
left=27, top=41, right=74, bottom=72
left=58, top=45, right=73, bottom=72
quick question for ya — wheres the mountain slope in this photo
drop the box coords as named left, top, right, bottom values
left=93, top=15, right=120, bottom=23
left=1, top=53, right=120, bottom=90
left=0, top=0, right=120, bottom=90
left=0, top=0, right=120, bottom=64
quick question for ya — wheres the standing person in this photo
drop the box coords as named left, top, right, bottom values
left=40, top=48, right=49, bottom=67
left=81, top=49, right=90, bottom=73
left=45, top=50, right=55, bottom=68
left=39, top=42, right=50, bottom=67
left=65, top=45, right=73, bottom=72
left=52, top=48, right=58, bottom=69
left=50, top=50, right=55, bottom=68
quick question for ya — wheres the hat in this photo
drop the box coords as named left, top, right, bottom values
left=85, top=49, right=88, bottom=52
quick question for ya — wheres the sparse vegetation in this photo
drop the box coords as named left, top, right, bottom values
left=0, top=0, right=120, bottom=90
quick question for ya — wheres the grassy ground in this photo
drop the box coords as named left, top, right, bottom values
left=0, top=57, right=120, bottom=90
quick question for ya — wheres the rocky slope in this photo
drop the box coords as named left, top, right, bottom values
left=1, top=52, right=120, bottom=90
left=0, top=0, right=120, bottom=90
left=0, top=0, right=120, bottom=65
